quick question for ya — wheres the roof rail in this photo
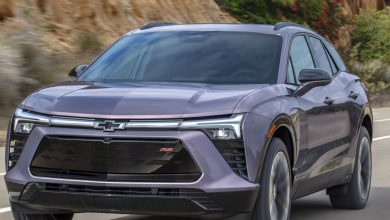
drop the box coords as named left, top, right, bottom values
left=274, top=22, right=314, bottom=32
left=140, top=22, right=177, bottom=30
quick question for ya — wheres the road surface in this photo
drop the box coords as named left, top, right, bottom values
left=0, top=108, right=389, bottom=220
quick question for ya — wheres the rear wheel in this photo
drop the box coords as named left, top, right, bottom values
left=328, top=126, right=372, bottom=209
left=252, top=137, right=291, bottom=220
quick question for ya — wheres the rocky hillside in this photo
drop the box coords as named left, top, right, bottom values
left=0, top=0, right=386, bottom=53
left=0, top=0, right=235, bottom=52
left=0, top=0, right=388, bottom=116
left=0, top=0, right=236, bottom=117
left=343, top=0, right=387, bottom=14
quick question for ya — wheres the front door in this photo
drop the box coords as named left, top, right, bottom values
left=287, top=35, right=338, bottom=197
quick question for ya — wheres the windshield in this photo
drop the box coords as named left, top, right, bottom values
left=78, top=31, right=282, bottom=84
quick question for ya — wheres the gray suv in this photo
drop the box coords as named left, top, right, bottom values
left=5, top=22, right=373, bottom=220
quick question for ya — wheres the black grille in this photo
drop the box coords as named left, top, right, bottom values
left=212, top=140, right=248, bottom=179
left=8, top=132, right=28, bottom=170
left=30, top=136, right=201, bottom=182
left=26, top=183, right=223, bottom=211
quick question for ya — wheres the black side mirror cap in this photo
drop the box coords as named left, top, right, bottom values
left=298, top=69, right=332, bottom=83
left=294, top=69, right=333, bottom=96
left=68, top=64, right=89, bottom=80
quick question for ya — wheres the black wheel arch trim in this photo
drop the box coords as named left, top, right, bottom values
left=254, top=113, right=298, bottom=183
left=360, top=104, right=373, bottom=142
left=349, top=104, right=373, bottom=173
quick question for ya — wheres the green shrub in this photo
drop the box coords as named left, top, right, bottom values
left=350, top=10, right=390, bottom=62
left=349, top=10, right=390, bottom=94
left=349, top=59, right=389, bottom=93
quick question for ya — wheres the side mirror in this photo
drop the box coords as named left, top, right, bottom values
left=298, top=69, right=332, bottom=83
left=294, top=69, right=332, bottom=96
left=68, top=64, right=89, bottom=80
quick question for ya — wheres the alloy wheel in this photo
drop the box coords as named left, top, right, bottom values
left=268, top=151, right=291, bottom=220
left=357, top=136, right=372, bottom=200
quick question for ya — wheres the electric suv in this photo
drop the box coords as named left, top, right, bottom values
left=5, top=22, right=373, bottom=220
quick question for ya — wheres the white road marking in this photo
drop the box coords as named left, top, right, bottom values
left=374, top=119, right=390, bottom=122
left=0, top=172, right=5, bottom=176
left=373, top=107, right=390, bottom=110
left=0, top=207, right=11, bottom=213
left=373, top=135, right=390, bottom=142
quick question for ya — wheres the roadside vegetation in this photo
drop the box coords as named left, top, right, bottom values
left=348, top=10, right=390, bottom=95
left=218, top=0, right=390, bottom=102
left=216, top=0, right=346, bottom=41
left=0, top=0, right=389, bottom=121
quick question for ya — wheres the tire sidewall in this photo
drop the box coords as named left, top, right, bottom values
left=351, top=127, right=372, bottom=206
left=252, top=137, right=291, bottom=220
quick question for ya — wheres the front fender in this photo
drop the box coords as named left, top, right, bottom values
left=242, top=113, right=298, bottom=183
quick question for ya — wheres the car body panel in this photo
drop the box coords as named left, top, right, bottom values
left=5, top=23, right=372, bottom=216
left=6, top=127, right=258, bottom=191
left=21, top=82, right=268, bottom=119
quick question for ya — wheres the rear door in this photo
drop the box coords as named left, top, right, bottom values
left=322, top=41, right=363, bottom=185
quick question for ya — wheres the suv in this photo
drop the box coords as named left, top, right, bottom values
left=5, top=22, right=372, bottom=220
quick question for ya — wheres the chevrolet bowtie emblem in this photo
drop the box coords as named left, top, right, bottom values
left=94, top=120, right=126, bottom=132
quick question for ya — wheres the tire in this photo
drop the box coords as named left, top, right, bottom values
left=12, top=212, right=73, bottom=220
left=328, top=126, right=372, bottom=209
left=251, top=137, right=291, bottom=220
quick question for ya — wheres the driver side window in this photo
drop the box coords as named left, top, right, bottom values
left=289, top=36, right=315, bottom=84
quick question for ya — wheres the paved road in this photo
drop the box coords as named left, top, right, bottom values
left=1, top=108, right=390, bottom=220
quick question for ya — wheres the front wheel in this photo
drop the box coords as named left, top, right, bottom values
left=328, top=126, right=372, bottom=209
left=252, top=137, right=291, bottom=220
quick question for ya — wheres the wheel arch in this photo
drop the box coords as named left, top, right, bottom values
left=361, top=114, right=373, bottom=142
left=255, top=114, right=298, bottom=183
left=357, top=104, right=373, bottom=143
left=273, top=126, right=294, bottom=168
left=345, top=104, right=373, bottom=176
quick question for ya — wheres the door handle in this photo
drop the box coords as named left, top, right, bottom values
left=349, top=91, right=360, bottom=99
left=324, top=97, right=334, bottom=105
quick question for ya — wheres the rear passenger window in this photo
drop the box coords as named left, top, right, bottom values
left=308, top=37, right=332, bottom=76
left=325, top=48, right=338, bottom=74
left=324, top=41, right=347, bottom=72
left=290, top=36, right=315, bottom=83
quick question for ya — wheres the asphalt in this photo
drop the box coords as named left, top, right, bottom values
left=1, top=108, right=390, bottom=220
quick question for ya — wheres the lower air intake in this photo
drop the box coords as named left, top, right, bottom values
left=8, top=133, right=28, bottom=170
left=25, top=183, right=223, bottom=211
left=30, top=136, right=201, bottom=182
left=212, top=140, right=248, bottom=179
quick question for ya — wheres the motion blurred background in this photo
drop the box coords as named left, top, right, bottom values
left=0, top=0, right=389, bottom=133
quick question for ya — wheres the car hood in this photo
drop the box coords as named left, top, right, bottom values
left=21, top=82, right=269, bottom=119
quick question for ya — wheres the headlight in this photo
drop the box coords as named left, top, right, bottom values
left=13, top=108, right=50, bottom=134
left=14, top=122, right=35, bottom=133
left=179, top=114, right=244, bottom=139
left=13, top=108, right=244, bottom=139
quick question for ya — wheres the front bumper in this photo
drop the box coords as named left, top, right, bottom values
left=5, top=127, right=259, bottom=216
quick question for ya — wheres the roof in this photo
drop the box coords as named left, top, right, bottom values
left=129, top=23, right=317, bottom=36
